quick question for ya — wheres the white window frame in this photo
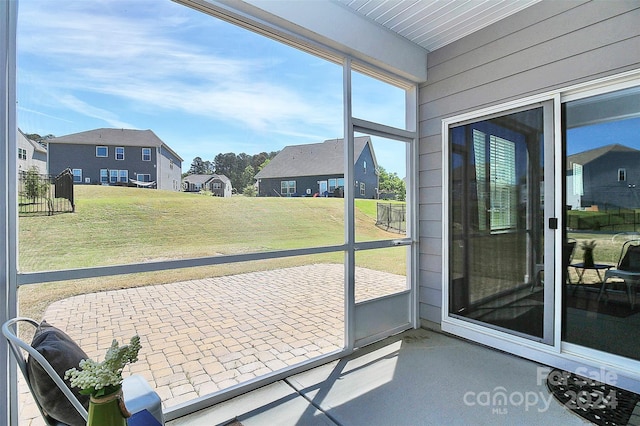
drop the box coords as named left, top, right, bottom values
left=96, top=146, right=108, bottom=157
left=142, top=148, right=151, bottom=161
left=100, top=169, right=108, bottom=183
left=72, top=169, right=82, bottom=183
left=281, top=180, right=296, bottom=195
left=116, top=146, right=125, bottom=160
left=618, top=168, right=627, bottom=182
left=137, top=173, right=151, bottom=182
left=119, top=170, right=128, bottom=183
left=359, top=182, right=365, bottom=196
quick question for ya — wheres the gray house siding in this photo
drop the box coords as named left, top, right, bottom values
left=17, top=131, right=47, bottom=174
left=418, top=1, right=640, bottom=327
left=160, top=146, right=181, bottom=165
left=354, top=143, right=378, bottom=199
left=48, top=143, right=157, bottom=184
left=259, top=174, right=344, bottom=197
left=579, top=152, right=640, bottom=210
left=258, top=144, right=377, bottom=198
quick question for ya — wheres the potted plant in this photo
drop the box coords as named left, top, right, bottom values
left=65, top=335, right=141, bottom=426
left=581, top=240, right=597, bottom=268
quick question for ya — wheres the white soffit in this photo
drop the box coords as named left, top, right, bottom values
left=179, top=0, right=540, bottom=83
left=179, top=0, right=429, bottom=84
left=337, top=0, right=542, bottom=52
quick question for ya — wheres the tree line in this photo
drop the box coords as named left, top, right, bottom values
left=185, top=151, right=279, bottom=195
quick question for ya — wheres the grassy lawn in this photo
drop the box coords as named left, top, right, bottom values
left=18, top=186, right=406, bottom=320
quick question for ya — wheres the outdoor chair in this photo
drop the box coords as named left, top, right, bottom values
left=2, top=317, right=164, bottom=426
left=598, top=239, right=640, bottom=308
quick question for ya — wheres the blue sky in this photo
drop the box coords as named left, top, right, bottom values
left=16, top=0, right=408, bottom=175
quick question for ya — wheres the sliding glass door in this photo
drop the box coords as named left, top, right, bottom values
left=562, top=85, right=640, bottom=361
left=448, top=102, right=555, bottom=343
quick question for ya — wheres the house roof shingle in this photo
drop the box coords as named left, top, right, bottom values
left=183, top=173, right=231, bottom=186
left=48, top=128, right=183, bottom=161
left=18, top=129, right=47, bottom=154
left=254, top=136, right=372, bottom=179
left=567, top=144, right=639, bottom=170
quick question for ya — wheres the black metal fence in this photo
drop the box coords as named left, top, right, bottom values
left=18, top=168, right=75, bottom=216
left=376, top=202, right=406, bottom=233
left=566, top=208, right=640, bottom=232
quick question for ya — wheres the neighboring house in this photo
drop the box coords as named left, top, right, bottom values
left=182, top=174, right=233, bottom=197
left=567, top=144, right=640, bottom=210
left=47, top=128, right=183, bottom=191
left=255, top=136, right=378, bottom=198
left=17, top=129, right=47, bottom=174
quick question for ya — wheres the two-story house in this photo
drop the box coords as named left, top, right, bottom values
left=47, top=128, right=183, bottom=191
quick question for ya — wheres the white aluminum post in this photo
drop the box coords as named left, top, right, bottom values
left=1, top=1, right=19, bottom=425
left=405, top=85, right=419, bottom=329
left=343, top=57, right=355, bottom=351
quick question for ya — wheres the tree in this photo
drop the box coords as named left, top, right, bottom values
left=243, top=184, right=256, bottom=197
left=378, top=166, right=406, bottom=201
left=257, top=158, right=271, bottom=171
left=239, top=165, right=256, bottom=193
left=188, top=157, right=208, bottom=175
left=22, top=166, right=48, bottom=203
left=210, top=150, right=279, bottom=191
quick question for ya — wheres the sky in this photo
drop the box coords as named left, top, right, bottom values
left=16, top=0, right=408, bottom=176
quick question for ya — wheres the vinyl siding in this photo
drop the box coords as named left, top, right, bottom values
left=48, top=143, right=157, bottom=185
left=418, top=0, right=640, bottom=326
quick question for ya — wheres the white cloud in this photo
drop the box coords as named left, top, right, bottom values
left=58, top=94, right=135, bottom=129
left=18, top=0, right=342, bottom=137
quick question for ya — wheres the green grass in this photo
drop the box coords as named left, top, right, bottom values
left=18, top=186, right=406, bottom=320
left=20, top=187, right=394, bottom=271
left=355, top=198, right=405, bottom=220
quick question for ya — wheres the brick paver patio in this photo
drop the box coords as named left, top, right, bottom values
left=18, top=264, right=406, bottom=425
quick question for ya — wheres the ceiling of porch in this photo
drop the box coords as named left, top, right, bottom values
left=336, top=0, right=541, bottom=52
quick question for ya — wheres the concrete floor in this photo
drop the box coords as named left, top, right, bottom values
left=167, top=328, right=590, bottom=426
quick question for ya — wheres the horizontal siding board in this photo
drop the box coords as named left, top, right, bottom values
left=420, top=187, right=441, bottom=205
left=419, top=169, right=442, bottom=188
left=420, top=238, right=442, bottom=256
left=419, top=286, right=441, bottom=306
left=419, top=303, right=441, bottom=324
left=420, top=237, right=442, bottom=256
left=422, top=253, right=442, bottom=273
left=428, top=2, right=639, bottom=84
left=423, top=37, right=640, bottom=129
left=427, top=10, right=640, bottom=101
left=419, top=219, right=442, bottom=238
left=419, top=270, right=443, bottom=290
left=420, top=151, right=441, bottom=170
left=420, top=202, right=442, bottom=222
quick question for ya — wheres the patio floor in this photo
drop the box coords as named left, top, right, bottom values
left=18, top=264, right=404, bottom=425
left=17, top=263, right=636, bottom=425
